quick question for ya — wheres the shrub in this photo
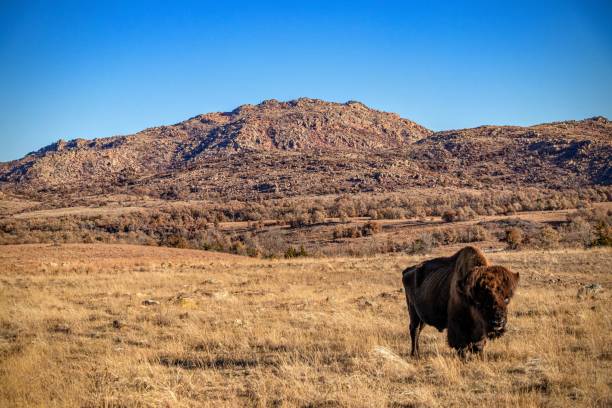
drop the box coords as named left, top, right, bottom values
left=505, top=228, right=523, bottom=250
left=333, top=222, right=381, bottom=239
left=288, top=213, right=308, bottom=228
left=309, top=209, right=327, bottom=225
left=164, top=234, right=190, bottom=249
left=593, top=223, right=612, bottom=247
left=339, top=212, right=349, bottom=223
left=441, top=209, right=457, bottom=223
left=284, top=245, right=308, bottom=258
left=441, top=206, right=476, bottom=223
left=533, top=225, right=560, bottom=249
left=361, top=221, right=381, bottom=236
left=564, top=217, right=594, bottom=248
left=409, top=234, right=433, bottom=254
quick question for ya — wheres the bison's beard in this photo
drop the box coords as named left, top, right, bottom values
left=481, top=308, right=507, bottom=339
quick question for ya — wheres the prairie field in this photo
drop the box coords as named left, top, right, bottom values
left=0, top=243, right=610, bottom=407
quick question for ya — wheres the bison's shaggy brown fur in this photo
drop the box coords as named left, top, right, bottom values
left=402, top=246, right=519, bottom=357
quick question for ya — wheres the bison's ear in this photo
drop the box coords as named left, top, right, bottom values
left=510, top=271, right=519, bottom=288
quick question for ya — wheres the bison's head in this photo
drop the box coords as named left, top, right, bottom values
left=458, top=266, right=519, bottom=338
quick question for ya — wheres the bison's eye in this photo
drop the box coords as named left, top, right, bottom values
left=504, top=297, right=509, bottom=304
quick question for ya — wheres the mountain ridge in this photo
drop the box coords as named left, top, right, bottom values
left=1, top=98, right=610, bottom=200
left=9, top=103, right=610, bottom=164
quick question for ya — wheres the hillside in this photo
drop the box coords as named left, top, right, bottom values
left=0, top=98, right=429, bottom=194
left=410, top=116, right=612, bottom=187
left=0, top=99, right=610, bottom=200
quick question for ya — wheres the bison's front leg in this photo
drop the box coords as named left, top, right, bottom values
left=470, top=339, right=486, bottom=353
left=447, top=318, right=468, bottom=352
left=448, top=303, right=488, bottom=357
left=457, top=339, right=486, bottom=360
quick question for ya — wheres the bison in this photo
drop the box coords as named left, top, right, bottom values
left=402, top=246, right=519, bottom=357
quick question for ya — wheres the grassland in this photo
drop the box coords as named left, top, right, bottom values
left=0, top=243, right=610, bottom=407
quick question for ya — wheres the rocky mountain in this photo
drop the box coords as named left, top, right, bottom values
left=0, top=98, right=430, bottom=189
left=0, top=98, right=610, bottom=200
left=409, top=116, right=612, bottom=187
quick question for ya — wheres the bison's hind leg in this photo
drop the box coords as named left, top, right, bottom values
left=403, top=268, right=425, bottom=358
left=407, top=301, right=424, bottom=358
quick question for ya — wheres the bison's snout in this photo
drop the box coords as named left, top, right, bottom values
left=493, top=311, right=505, bottom=326
left=488, top=310, right=507, bottom=337
left=492, top=319, right=505, bottom=331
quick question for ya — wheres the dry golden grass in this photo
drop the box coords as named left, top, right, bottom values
left=0, top=244, right=610, bottom=407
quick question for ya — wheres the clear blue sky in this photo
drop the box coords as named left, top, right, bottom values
left=1, top=1, right=611, bottom=162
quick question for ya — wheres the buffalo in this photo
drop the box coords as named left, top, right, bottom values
left=402, top=246, right=519, bottom=357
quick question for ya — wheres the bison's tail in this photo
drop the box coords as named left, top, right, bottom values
left=402, top=263, right=420, bottom=277
left=402, top=263, right=420, bottom=289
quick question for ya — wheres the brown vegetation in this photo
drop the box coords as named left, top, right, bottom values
left=1, top=197, right=609, bottom=258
